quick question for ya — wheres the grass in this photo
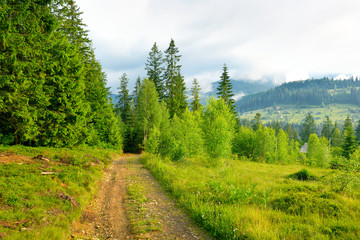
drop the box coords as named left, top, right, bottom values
left=141, top=154, right=360, bottom=239
left=240, top=104, right=360, bottom=124
left=0, top=145, right=120, bottom=240
left=126, top=158, right=162, bottom=238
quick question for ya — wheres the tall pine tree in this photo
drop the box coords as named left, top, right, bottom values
left=301, top=113, right=316, bottom=143
left=190, top=78, right=202, bottom=112
left=145, top=42, right=165, bottom=100
left=116, top=73, right=132, bottom=124
left=163, top=39, right=187, bottom=117
left=341, top=117, right=357, bottom=159
left=321, top=116, right=333, bottom=140
left=217, top=64, right=235, bottom=111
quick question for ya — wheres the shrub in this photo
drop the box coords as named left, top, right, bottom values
left=288, top=169, right=317, bottom=181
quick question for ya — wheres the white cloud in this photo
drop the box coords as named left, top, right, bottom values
left=76, top=0, right=360, bottom=92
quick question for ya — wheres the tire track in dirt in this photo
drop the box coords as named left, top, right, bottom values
left=71, top=155, right=212, bottom=240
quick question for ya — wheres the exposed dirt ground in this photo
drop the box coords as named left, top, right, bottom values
left=71, top=155, right=212, bottom=240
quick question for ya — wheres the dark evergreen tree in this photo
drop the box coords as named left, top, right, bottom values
left=300, top=113, right=316, bottom=142
left=133, top=76, right=142, bottom=107
left=341, top=118, right=357, bottom=159
left=252, top=113, right=262, bottom=131
left=116, top=73, right=132, bottom=124
left=343, top=116, right=352, bottom=134
left=0, top=0, right=123, bottom=148
left=145, top=42, right=165, bottom=100
left=190, top=78, right=202, bottom=112
left=355, top=120, right=360, bottom=144
left=285, top=123, right=299, bottom=141
left=163, top=39, right=187, bottom=117
left=217, top=64, right=235, bottom=111
left=321, top=116, right=333, bottom=140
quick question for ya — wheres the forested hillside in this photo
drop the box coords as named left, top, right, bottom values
left=236, top=77, right=360, bottom=112
left=0, top=0, right=122, bottom=148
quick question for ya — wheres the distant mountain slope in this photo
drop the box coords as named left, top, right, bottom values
left=211, top=79, right=274, bottom=96
left=111, top=79, right=275, bottom=105
left=235, top=77, right=360, bottom=113
left=201, top=79, right=275, bottom=103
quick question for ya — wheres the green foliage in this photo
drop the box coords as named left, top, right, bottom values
left=341, top=117, right=357, bottom=159
left=145, top=127, right=161, bottom=154
left=326, top=148, right=360, bottom=192
left=190, top=78, right=202, bottom=112
left=301, top=113, right=316, bottom=143
left=163, top=110, right=205, bottom=161
left=253, top=126, right=276, bottom=162
left=355, top=120, right=360, bottom=144
left=233, top=126, right=255, bottom=158
left=0, top=0, right=123, bottom=148
left=202, top=98, right=235, bottom=160
left=331, top=127, right=342, bottom=147
left=321, top=116, right=333, bottom=140
left=307, top=134, right=331, bottom=168
left=163, top=39, right=187, bottom=117
left=145, top=42, right=165, bottom=101
left=288, top=169, right=317, bottom=181
left=136, top=79, right=168, bottom=151
left=276, top=129, right=290, bottom=163
left=252, top=112, right=262, bottom=131
left=116, top=73, right=132, bottom=124
left=217, top=64, right=235, bottom=111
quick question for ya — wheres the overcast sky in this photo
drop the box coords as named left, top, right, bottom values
left=76, top=0, right=360, bottom=93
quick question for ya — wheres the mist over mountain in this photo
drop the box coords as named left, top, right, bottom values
left=235, top=77, right=360, bottom=113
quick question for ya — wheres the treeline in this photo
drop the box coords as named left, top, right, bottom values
left=0, top=0, right=122, bottom=147
left=236, top=77, right=360, bottom=112
left=117, top=39, right=236, bottom=153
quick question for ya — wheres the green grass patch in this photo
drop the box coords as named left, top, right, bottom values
left=126, top=174, right=162, bottom=238
left=0, top=145, right=120, bottom=240
left=141, top=154, right=360, bottom=239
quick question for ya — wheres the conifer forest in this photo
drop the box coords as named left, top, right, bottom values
left=0, top=1, right=359, bottom=240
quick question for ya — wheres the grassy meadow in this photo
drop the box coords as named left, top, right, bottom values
left=0, top=145, right=120, bottom=240
left=240, top=104, right=360, bottom=125
left=141, top=154, right=360, bottom=240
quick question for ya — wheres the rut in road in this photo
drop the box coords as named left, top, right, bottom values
left=71, top=155, right=212, bottom=240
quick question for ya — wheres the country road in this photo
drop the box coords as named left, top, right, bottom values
left=71, top=155, right=212, bottom=240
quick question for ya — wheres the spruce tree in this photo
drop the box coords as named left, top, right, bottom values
left=341, top=118, right=357, bottom=159
left=190, top=78, right=202, bottom=112
left=145, top=42, right=165, bottom=100
left=301, top=113, right=316, bottom=142
left=252, top=113, right=262, bottom=131
left=116, top=73, right=132, bottom=125
left=133, top=76, right=142, bottom=107
left=321, top=116, right=333, bottom=140
left=163, top=39, right=187, bottom=117
left=217, top=64, right=235, bottom=111
left=355, top=120, right=360, bottom=144
left=0, top=0, right=123, bottom=147
left=53, top=0, right=122, bottom=148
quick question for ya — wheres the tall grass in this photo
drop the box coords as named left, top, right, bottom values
left=0, top=145, right=120, bottom=240
left=141, top=154, right=360, bottom=239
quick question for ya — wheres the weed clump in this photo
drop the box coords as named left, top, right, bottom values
left=288, top=169, right=317, bottom=181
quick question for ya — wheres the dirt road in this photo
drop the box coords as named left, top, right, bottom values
left=71, top=155, right=212, bottom=240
